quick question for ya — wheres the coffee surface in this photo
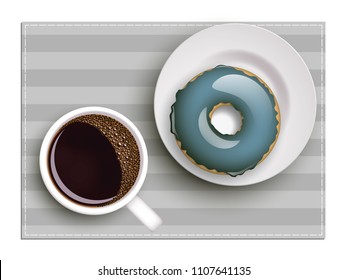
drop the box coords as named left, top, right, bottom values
left=48, top=114, right=140, bottom=207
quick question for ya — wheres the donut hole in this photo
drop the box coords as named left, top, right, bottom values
left=210, top=103, right=242, bottom=135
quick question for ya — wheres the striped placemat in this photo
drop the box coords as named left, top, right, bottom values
left=21, top=22, right=325, bottom=239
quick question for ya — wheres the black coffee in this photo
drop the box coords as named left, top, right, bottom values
left=48, top=114, right=140, bottom=207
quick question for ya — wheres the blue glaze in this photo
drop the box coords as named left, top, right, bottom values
left=170, top=65, right=280, bottom=176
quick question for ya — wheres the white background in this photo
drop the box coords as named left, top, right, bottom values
left=0, top=0, right=346, bottom=279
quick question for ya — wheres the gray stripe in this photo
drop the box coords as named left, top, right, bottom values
left=24, top=51, right=322, bottom=71
left=22, top=121, right=160, bottom=140
left=276, top=35, right=324, bottom=52
left=24, top=52, right=171, bottom=70
left=23, top=208, right=322, bottom=226
left=299, top=139, right=323, bottom=156
left=22, top=35, right=190, bottom=52
left=311, top=121, right=324, bottom=139
left=299, top=52, right=324, bottom=70
left=22, top=87, right=155, bottom=105
left=256, top=23, right=324, bottom=35
left=311, top=69, right=325, bottom=87
left=22, top=34, right=324, bottom=53
left=22, top=173, right=324, bottom=191
left=22, top=138, right=322, bottom=157
left=22, top=155, right=324, bottom=175
left=23, top=104, right=155, bottom=121
left=22, top=70, right=160, bottom=87
left=24, top=190, right=322, bottom=209
left=141, top=191, right=323, bottom=209
left=22, top=22, right=324, bottom=36
left=282, top=156, right=323, bottom=174
left=22, top=86, right=325, bottom=105
left=23, top=23, right=214, bottom=36
left=23, top=225, right=324, bottom=236
left=21, top=104, right=325, bottom=121
left=316, top=87, right=325, bottom=104
left=143, top=173, right=325, bottom=191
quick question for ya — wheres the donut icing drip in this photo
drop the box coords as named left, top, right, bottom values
left=170, top=65, right=280, bottom=177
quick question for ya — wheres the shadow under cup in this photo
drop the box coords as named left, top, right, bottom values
left=40, top=107, right=148, bottom=216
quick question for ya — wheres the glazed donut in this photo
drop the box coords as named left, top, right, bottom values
left=170, top=65, right=280, bottom=177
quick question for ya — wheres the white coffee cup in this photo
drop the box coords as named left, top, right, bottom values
left=39, top=107, right=162, bottom=231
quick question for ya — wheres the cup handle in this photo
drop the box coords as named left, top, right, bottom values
left=126, top=196, right=162, bottom=231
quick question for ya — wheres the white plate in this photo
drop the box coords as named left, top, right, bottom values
left=154, top=23, right=316, bottom=186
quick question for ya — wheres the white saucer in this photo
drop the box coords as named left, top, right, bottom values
left=154, top=23, right=317, bottom=186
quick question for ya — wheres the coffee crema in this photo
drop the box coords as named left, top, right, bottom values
left=48, top=114, right=141, bottom=207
